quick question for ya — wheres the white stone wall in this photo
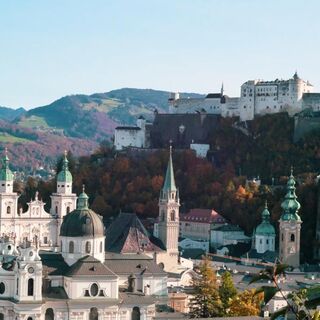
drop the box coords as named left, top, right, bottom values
left=254, top=234, right=275, bottom=253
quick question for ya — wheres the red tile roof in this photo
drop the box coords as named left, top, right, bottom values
left=180, top=208, right=226, bottom=224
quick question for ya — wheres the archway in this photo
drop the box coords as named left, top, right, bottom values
left=45, top=308, right=54, bottom=320
left=132, top=307, right=140, bottom=320
left=89, top=307, right=98, bottom=320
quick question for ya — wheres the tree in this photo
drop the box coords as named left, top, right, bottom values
left=229, top=289, right=263, bottom=317
left=189, top=257, right=222, bottom=318
left=219, top=271, right=237, bottom=313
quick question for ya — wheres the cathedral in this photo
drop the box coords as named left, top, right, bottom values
left=0, top=149, right=192, bottom=319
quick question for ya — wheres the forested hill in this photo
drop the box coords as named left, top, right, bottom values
left=20, top=112, right=320, bottom=262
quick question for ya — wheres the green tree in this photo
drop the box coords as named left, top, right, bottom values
left=219, top=271, right=237, bottom=312
left=189, top=257, right=222, bottom=318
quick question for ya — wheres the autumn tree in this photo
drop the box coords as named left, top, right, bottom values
left=219, top=271, right=237, bottom=313
left=189, top=257, right=222, bottom=318
left=229, top=289, right=263, bottom=317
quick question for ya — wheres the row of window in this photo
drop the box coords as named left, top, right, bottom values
left=68, top=241, right=104, bottom=254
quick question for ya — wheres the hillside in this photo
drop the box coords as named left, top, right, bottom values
left=0, top=88, right=202, bottom=170
left=15, top=88, right=204, bottom=140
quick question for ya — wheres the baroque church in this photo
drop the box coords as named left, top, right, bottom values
left=0, top=149, right=193, bottom=319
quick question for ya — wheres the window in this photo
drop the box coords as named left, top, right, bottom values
left=90, top=283, right=99, bottom=297
left=266, top=239, right=269, bottom=244
left=55, top=206, right=58, bottom=215
left=170, top=210, right=175, bottom=221
left=66, top=206, right=70, bottom=214
left=45, top=308, right=54, bottom=320
left=100, top=241, right=103, bottom=253
left=69, top=241, right=74, bottom=253
left=28, top=278, right=34, bottom=296
left=0, top=314, right=3, bottom=320
left=16, top=278, right=19, bottom=295
left=290, top=234, right=295, bottom=242
left=0, top=282, right=5, bottom=294
left=6, top=206, right=10, bottom=214
left=89, top=307, right=98, bottom=320
left=43, top=237, right=48, bottom=244
left=86, top=241, right=91, bottom=253
left=27, top=318, right=33, bottom=320
left=281, top=234, right=284, bottom=241
left=132, top=307, right=140, bottom=320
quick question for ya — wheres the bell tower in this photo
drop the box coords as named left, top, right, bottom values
left=279, top=169, right=302, bottom=268
left=50, top=151, right=77, bottom=247
left=158, top=147, right=180, bottom=258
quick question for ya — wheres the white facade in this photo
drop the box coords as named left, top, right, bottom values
left=178, top=237, right=209, bottom=253
left=170, top=72, right=315, bottom=121
left=210, top=224, right=250, bottom=247
left=190, top=143, right=210, bottom=158
left=114, top=117, right=147, bottom=151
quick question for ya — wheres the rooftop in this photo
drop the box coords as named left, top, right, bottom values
left=181, top=208, right=226, bottom=224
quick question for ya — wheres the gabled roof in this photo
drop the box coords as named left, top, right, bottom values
left=65, top=256, right=117, bottom=277
left=180, top=208, right=226, bottom=224
left=105, top=212, right=164, bottom=253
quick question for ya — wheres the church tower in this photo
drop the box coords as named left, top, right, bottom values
left=158, top=147, right=180, bottom=259
left=279, top=169, right=302, bottom=268
left=0, top=149, right=19, bottom=234
left=50, top=152, right=77, bottom=246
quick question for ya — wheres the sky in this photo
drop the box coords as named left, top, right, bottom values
left=1, top=0, right=320, bottom=109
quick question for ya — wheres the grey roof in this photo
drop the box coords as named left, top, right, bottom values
left=40, top=251, right=70, bottom=276
left=243, top=249, right=278, bottom=263
left=104, top=254, right=167, bottom=276
left=105, top=212, right=164, bottom=253
left=60, top=208, right=105, bottom=237
left=212, top=224, right=243, bottom=232
left=115, top=126, right=141, bottom=130
left=43, top=286, right=68, bottom=300
left=65, top=256, right=117, bottom=278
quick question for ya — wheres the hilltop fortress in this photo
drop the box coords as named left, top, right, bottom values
left=169, top=72, right=320, bottom=121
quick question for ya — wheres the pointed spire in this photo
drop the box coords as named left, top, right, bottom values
left=221, top=82, right=224, bottom=96
left=262, top=200, right=270, bottom=222
left=0, top=148, right=13, bottom=181
left=162, top=145, right=177, bottom=192
left=280, top=168, right=301, bottom=221
left=255, top=200, right=275, bottom=235
left=57, top=151, right=73, bottom=183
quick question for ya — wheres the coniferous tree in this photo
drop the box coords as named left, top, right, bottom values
left=190, top=257, right=222, bottom=318
left=219, top=271, right=237, bottom=313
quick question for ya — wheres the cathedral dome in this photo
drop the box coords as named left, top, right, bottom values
left=60, top=189, right=104, bottom=237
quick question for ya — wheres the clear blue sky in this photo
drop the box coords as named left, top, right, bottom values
left=1, top=0, right=320, bottom=109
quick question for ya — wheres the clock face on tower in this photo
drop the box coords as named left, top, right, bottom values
left=28, top=267, right=34, bottom=274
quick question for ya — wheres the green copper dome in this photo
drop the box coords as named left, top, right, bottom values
left=255, top=202, right=275, bottom=235
left=280, top=169, right=301, bottom=221
left=60, top=187, right=104, bottom=237
left=0, top=150, right=13, bottom=181
left=57, top=152, right=73, bottom=183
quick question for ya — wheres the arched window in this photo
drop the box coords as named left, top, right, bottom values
left=100, top=241, right=103, bottom=253
left=6, top=206, right=10, bottom=214
left=89, top=307, right=98, bottom=320
left=0, top=282, right=5, bottom=294
left=28, top=278, right=34, bottom=296
left=86, top=241, right=91, bottom=253
left=281, top=233, right=284, bottom=241
left=132, top=307, right=140, bottom=320
left=45, top=308, right=54, bottom=320
left=27, top=318, right=33, bottom=320
left=290, top=234, right=295, bottom=242
left=69, top=241, right=74, bottom=253
left=66, top=206, right=70, bottom=214
left=55, top=206, right=58, bottom=215
left=170, top=210, right=175, bottom=221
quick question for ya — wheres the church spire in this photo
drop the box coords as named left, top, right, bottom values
left=221, top=82, right=224, bottom=96
left=0, top=148, right=13, bottom=181
left=57, top=150, right=73, bottom=183
left=162, top=146, right=177, bottom=192
left=280, top=168, right=301, bottom=221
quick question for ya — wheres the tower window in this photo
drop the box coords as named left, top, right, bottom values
left=55, top=206, right=58, bottom=215
left=66, top=206, right=70, bottom=214
left=43, top=237, right=48, bottom=244
left=100, top=241, right=103, bottom=253
left=0, top=282, right=5, bottom=294
left=290, top=234, right=295, bottom=242
left=170, top=210, right=175, bottom=221
left=6, top=206, right=10, bottom=214
left=266, top=239, right=269, bottom=244
left=86, top=241, right=91, bottom=253
left=90, top=283, right=99, bottom=297
left=69, top=241, right=74, bottom=253
left=28, top=278, right=34, bottom=296
left=281, top=234, right=284, bottom=241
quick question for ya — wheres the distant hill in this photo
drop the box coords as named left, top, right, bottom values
left=0, top=106, right=26, bottom=121
left=0, top=88, right=203, bottom=170
left=15, top=88, right=203, bottom=141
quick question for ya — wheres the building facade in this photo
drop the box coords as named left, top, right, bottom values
left=169, top=72, right=315, bottom=121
